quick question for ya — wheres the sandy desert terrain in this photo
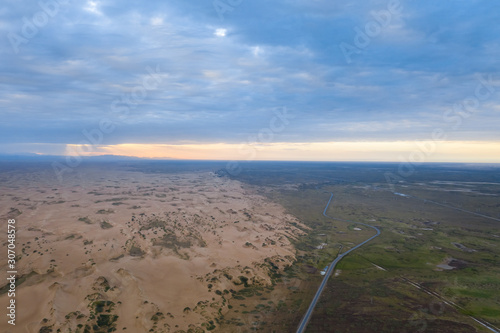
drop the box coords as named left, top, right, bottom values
left=0, top=163, right=304, bottom=333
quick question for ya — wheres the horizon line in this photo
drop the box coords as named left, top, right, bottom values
left=1, top=153, right=500, bottom=166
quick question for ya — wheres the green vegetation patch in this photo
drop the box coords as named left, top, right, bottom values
left=78, top=217, right=92, bottom=224
left=152, top=233, right=193, bottom=249
left=129, top=245, right=144, bottom=257
left=96, top=209, right=115, bottom=214
left=100, top=221, right=113, bottom=229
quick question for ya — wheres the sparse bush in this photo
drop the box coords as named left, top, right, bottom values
left=100, top=221, right=113, bottom=229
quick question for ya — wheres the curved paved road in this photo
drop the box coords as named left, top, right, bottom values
left=296, top=192, right=381, bottom=333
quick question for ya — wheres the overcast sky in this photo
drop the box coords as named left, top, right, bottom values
left=1, top=0, right=499, bottom=161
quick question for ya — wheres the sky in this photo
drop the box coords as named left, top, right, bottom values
left=1, top=0, right=499, bottom=162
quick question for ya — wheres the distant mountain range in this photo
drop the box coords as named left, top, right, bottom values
left=0, top=153, right=157, bottom=162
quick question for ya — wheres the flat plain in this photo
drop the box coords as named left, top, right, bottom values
left=219, top=162, right=500, bottom=332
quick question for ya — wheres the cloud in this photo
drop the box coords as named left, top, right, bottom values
left=214, top=28, right=226, bottom=37
left=0, top=0, right=499, bottom=160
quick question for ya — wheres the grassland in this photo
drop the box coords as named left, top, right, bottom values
left=219, top=162, right=500, bottom=332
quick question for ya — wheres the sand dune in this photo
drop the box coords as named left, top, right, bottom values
left=0, top=165, right=303, bottom=332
